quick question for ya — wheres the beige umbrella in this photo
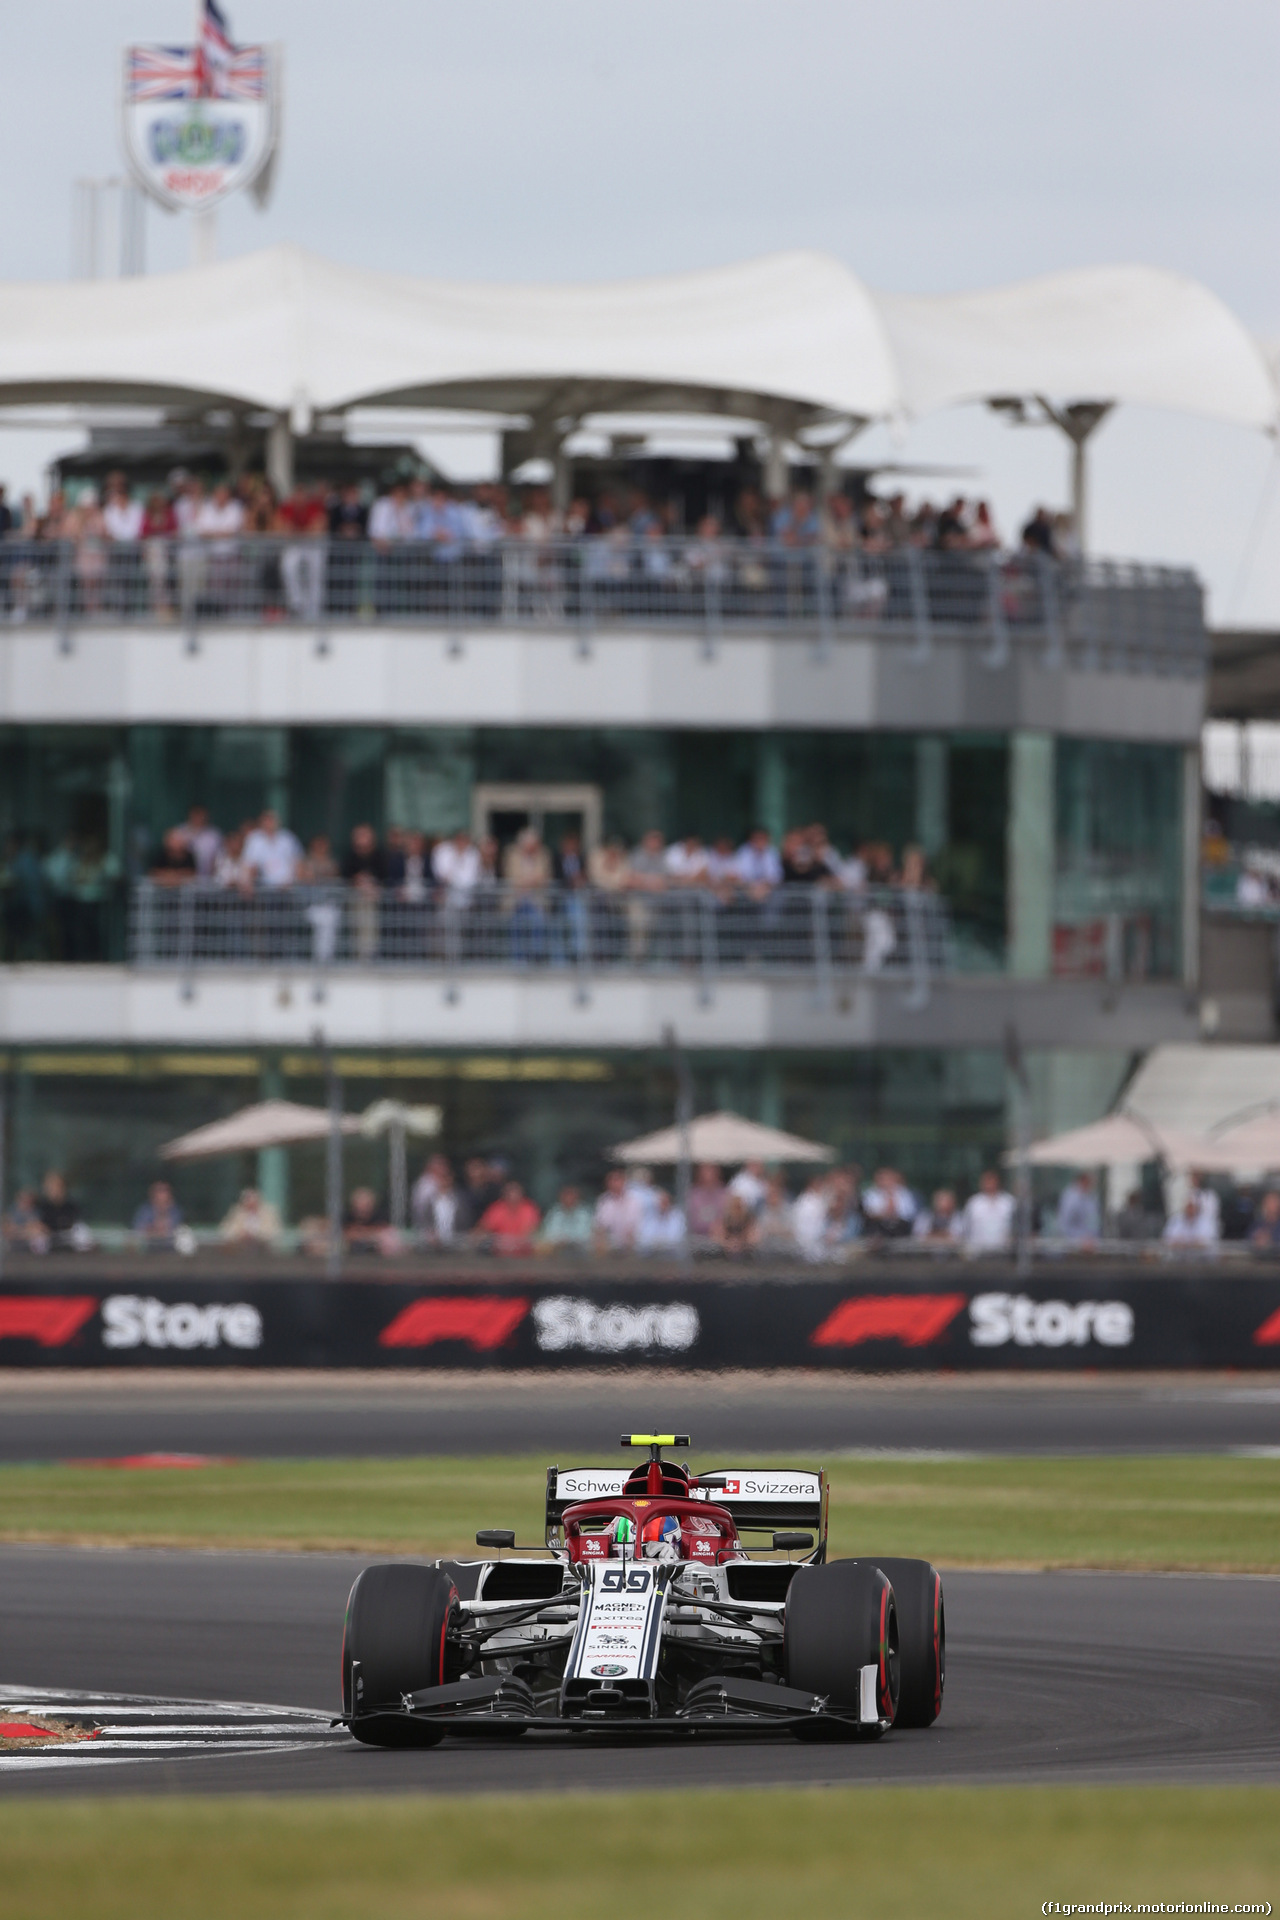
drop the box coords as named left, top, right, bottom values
left=1007, top=1109, right=1191, bottom=1168
left=358, top=1101, right=443, bottom=1230
left=1171, top=1110, right=1280, bottom=1174
left=159, top=1099, right=361, bottom=1162
left=611, top=1110, right=833, bottom=1166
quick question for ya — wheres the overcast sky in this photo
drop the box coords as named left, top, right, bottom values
left=2, top=0, right=1278, bottom=622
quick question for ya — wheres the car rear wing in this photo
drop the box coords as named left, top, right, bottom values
left=545, top=1466, right=828, bottom=1554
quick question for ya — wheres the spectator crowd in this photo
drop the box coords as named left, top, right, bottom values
left=3, top=1154, right=1024, bottom=1262
left=147, top=803, right=930, bottom=900
left=7, top=1152, right=1263, bottom=1263
left=136, top=805, right=940, bottom=970
left=0, top=470, right=1080, bottom=626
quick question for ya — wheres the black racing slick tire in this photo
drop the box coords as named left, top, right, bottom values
left=783, top=1558, right=899, bottom=1734
left=863, top=1557, right=945, bottom=1728
left=341, top=1562, right=457, bottom=1747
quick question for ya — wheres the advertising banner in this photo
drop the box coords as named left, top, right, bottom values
left=1, top=1271, right=1279, bottom=1370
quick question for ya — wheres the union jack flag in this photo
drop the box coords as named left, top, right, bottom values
left=126, top=4, right=265, bottom=104
left=126, top=46, right=200, bottom=102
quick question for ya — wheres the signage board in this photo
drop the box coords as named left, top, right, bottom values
left=122, top=6, right=279, bottom=214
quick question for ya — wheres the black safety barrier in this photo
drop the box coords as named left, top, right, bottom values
left=1, top=1268, right=1279, bottom=1370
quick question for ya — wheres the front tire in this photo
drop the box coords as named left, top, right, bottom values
left=862, top=1557, right=944, bottom=1727
left=783, top=1558, right=899, bottom=1735
left=342, top=1562, right=457, bottom=1747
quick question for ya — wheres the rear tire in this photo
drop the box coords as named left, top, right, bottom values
left=862, top=1557, right=944, bottom=1728
left=342, top=1562, right=457, bottom=1748
left=783, top=1558, right=899, bottom=1736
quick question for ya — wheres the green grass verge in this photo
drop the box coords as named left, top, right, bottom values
left=2, top=1453, right=1279, bottom=1570
left=1, top=1788, right=1277, bottom=1919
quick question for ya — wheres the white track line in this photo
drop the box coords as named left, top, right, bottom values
left=0, top=1686, right=347, bottom=1770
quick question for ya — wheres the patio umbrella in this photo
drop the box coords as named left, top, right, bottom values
left=358, top=1101, right=443, bottom=1229
left=1170, top=1109, right=1280, bottom=1175
left=159, top=1099, right=362, bottom=1161
left=1006, top=1110, right=1189, bottom=1169
left=611, top=1110, right=833, bottom=1166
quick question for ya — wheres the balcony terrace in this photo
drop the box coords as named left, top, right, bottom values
left=0, top=538, right=1206, bottom=738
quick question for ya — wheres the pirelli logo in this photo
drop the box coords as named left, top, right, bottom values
left=810, top=1294, right=967, bottom=1348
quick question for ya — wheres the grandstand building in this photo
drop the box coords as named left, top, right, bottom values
left=0, top=244, right=1267, bottom=1229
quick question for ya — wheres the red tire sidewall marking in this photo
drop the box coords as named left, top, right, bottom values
left=438, top=1586, right=458, bottom=1685
left=878, top=1584, right=894, bottom=1722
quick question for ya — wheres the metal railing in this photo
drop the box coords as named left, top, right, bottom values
left=129, top=879, right=954, bottom=991
left=0, top=536, right=1207, bottom=673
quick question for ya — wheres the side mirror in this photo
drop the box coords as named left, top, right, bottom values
left=476, top=1529, right=516, bottom=1550
left=772, top=1532, right=814, bottom=1554
left=695, top=1475, right=729, bottom=1489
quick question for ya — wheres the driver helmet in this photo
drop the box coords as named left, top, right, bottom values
left=641, top=1514, right=683, bottom=1560
left=610, top=1514, right=635, bottom=1555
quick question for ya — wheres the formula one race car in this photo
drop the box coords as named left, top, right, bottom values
left=339, top=1436, right=944, bottom=1743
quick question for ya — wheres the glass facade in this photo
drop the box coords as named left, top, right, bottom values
left=0, top=724, right=1010, bottom=965
left=1053, top=740, right=1183, bottom=980
left=0, top=723, right=1187, bottom=978
left=0, top=1046, right=1009, bottom=1229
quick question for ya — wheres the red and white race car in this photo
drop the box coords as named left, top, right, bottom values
left=340, top=1435, right=944, bottom=1744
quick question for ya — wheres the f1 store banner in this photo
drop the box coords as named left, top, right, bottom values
left=1, top=1274, right=1279, bottom=1369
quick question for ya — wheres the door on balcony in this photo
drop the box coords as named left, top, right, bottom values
left=470, top=783, right=603, bottom=864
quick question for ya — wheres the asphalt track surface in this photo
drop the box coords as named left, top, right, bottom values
left=2, top=1371, right=1279, bottom=1460
left=2, top=1546, right=1278, bottom=1793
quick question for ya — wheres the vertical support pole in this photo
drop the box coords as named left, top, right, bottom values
left=1038, top=554, right=1065, bottom=669
left=257, top=1054, right=289, bottom=1229
left=811, top=888, right=833, bottom=1010
left=982, top=551, right=1010, bottom=668
left=697, top=891, right=716, bottom=1007
left=315, top=1029, right=343, bottom=1279
left=902, top=888, right=930, bottom=1012
left=266, top=419, right=294, bottom=499
left=177, top=877, right=196, bottom=972
left=191, top=207, right=217, bottom=268
left=575, top=888, right=592, bottom=1006
left=1181, top=742, right=1201, bottom=992
left=703, top=554, right=722, bottom=662
left=762, top=429, right=788, bottom=503
left=906, top=546, right=931, bottom=662
left=814, top=543, right=833, bottom=662
left=55, top=540, right=73, bottom=655
left=757, top=1057, right=782, bottom=1131
left=754, top=736, right=787, bottom=845
left=389, top=1118, right=407, bottom=1233
left=664, top=1023, right=694, bottom=1241
left=1005, top=1023, right=1033, bottom=1278
left=1007, top=732, right=1054, bottom=978
left=915, top=737, right=949, bottom=860
left=1072, top=435, right=1088, bottom=557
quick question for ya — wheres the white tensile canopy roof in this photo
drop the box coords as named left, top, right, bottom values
left=0, top=245, right=1273, bottom=435
left=611, top=1110, right=833, bottom=1166
left=876, top=267, right=1277, bottom=429
left=1122, top=1045, right=1280, bottom=1141
left=0, top=246, right=900, bottom=426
